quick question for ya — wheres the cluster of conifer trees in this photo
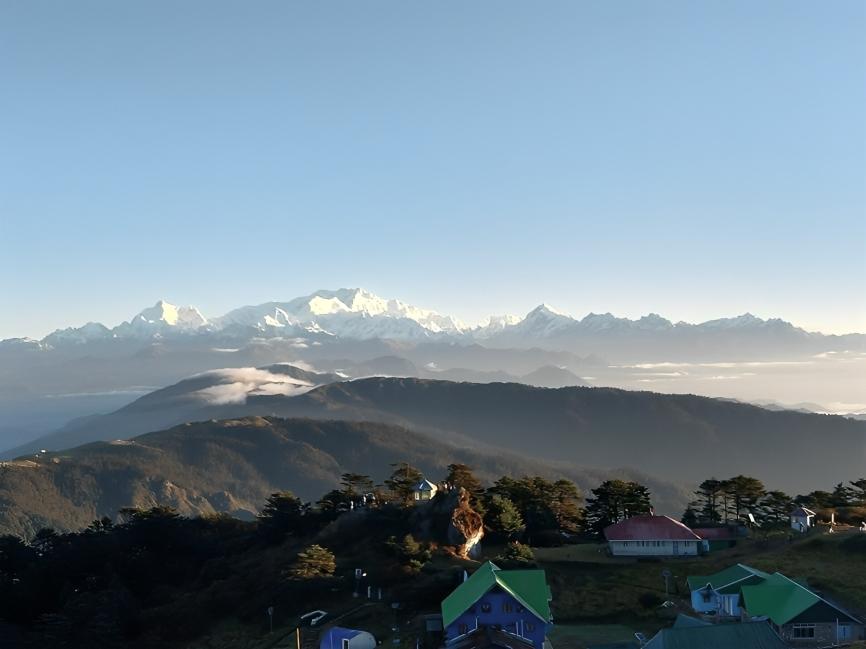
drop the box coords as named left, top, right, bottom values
left=682, top=476, right=866, bottom=526
left=2, top=460, right=862, bottom=645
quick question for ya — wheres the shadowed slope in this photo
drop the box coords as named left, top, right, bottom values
left=0, top=416, right=693, bottom=538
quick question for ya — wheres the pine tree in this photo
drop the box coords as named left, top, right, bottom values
left=486, top=497, right=526, bottom=538
left=445, top=463, right=483, bottom=494
left=258, top=491, right=309, bottom=538
left=681, top=505, right=700, bottom=527
left=831, top=482, right=857, bottom=507
left=340, top=473, right=375, bottom=497
left=486, top=475, right=582, bottom=535
left=446, top=463, right=486, bottom=514
left=496, top=541, right=535, bottom=566
left=550, top=479, right=584, bottom=533
left=286, top=545, right=336, bottom=579
left=723, top=476, right=765, bottom=521
left=794, top=490, right=834, bottom=509
left=384, top=462, right=424, bottom=504
left=850, top=479, right=866, bottom=506
left=691, top=479, right=723, bottom=522
left=758, top=490, right=795, bottom=524
left=584, top=479, right=652, bottom=538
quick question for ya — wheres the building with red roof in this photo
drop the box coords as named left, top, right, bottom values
left=692, top=526, right=737, bottom=552
left=604, top=515, right=706, bottom=557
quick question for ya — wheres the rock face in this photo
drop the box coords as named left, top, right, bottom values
left=447, top=488, right=484, bottom=558
left=412, top=486, right=484, bottom=559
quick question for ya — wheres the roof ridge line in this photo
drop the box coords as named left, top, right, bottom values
left=493, top=574, right=544, bottom=622
left=771, top=572, right=860, bottom=621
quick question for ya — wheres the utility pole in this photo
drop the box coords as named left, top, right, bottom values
left=662, top=571, right=672, bottom=605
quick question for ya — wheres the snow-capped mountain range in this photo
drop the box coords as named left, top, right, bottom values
left=4, top=287, right=850, bottom=349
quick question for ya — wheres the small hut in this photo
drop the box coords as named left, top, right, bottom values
left=412, top=479, right=438, bottom=502
left=789, top=507, right=817, bottom=532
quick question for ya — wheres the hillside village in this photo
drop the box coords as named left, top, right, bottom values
left=0, top=459, right=863, bottom=649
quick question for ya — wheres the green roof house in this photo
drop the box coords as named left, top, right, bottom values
left=642, top=620, right=788, bottom=649
left=739, top=572, right=863, bottom=645
left=441, top=562, right=552, bottom=649
left=686, top=564, right=770, bottom=617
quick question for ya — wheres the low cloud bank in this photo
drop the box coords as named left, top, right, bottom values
left=193, top=368, right=315, bottom=406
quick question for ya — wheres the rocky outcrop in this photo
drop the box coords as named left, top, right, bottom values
left=411, top=486, right=484, bottom=558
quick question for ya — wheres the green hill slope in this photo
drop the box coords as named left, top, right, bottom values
left=11, top=378, right=863, bottom=497
left=0, top=416, right=693, bottom=538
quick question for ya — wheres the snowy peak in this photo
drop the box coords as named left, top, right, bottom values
left=216, top=288, right=471, bottom=340
left=12, top=288, right=842, bottom=348
left=474, top=314, right=525, bottom=339
left=502, top=303, right=576, bottom=338
left=136, top=301, right=208, bottom=329
left=635, top=313, right=675, bottom=331
left=694, top=313, right=802, bottom=333
left=530, top=303, right=573, bottom=319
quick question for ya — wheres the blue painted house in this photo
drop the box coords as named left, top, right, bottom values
left=686, top=564, right=770, bottom=618
left=441, top=562, right=552, bottom=649
left=320, top=628, right=376, bottom=649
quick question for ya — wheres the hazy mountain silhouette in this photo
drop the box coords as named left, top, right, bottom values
left=8, top=376, right=863, bottom=497
left=0, top=416, right=693, bottom=538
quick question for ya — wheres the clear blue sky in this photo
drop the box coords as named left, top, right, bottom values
left=1, top=1, right=864, bottom=339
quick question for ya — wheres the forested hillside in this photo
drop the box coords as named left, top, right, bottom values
left=0, top=417, right=693, bottom=538
left=26, top=378, right=863, bottom=496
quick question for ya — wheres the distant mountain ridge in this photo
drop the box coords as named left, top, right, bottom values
left=5, top=287, right=861, bottom=350
left=8, top=374, right=863, bottom=497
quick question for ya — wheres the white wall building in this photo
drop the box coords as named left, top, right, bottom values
left=604, top=515, right=705, bottom=557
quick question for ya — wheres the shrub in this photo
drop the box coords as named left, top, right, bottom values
left=284, top=544, right=336, bottom=579
left=639, top=592, right=665, bottom=608
left=529, top=530, right=565, bottom=547
left=496, top=542, right=535, bottom=566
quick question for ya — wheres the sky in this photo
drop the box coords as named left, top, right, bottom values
left=1, top=0, right=864, bottom=339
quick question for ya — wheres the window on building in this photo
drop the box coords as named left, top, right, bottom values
left=503, top=604, right=512, bottom=613
left=481, top=603, right=491, bottom=613
left=516, top=605, right=524, bottom=613
left=459, top=624, right=468, bottom=635
left=343, top=639, right=350, bottom=649
left=792, top=625, right=816, bottom=639
left=526, top=623, right=535, bottom=632
left=684, top=541, right=691, bottom=546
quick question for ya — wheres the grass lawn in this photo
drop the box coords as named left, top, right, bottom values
left=547, top=624, right=638, bottom=649
left=533, top=545, right=635, bottom=564
left=537, top=528, right=866, bottom=645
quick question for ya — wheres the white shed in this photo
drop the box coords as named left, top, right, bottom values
left=412, top=479, right=438, bottom=502
left=320, top=628, right=376, bottom=649
left=789, top=507, right=817, bottom=532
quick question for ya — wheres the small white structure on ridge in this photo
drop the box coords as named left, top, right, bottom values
left=789, top=507, right=817, bottom=532
left=412, top=479, right=438, bottom=502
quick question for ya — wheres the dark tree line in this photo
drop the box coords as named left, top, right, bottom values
left=682, top=476, right=866, bottom=527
